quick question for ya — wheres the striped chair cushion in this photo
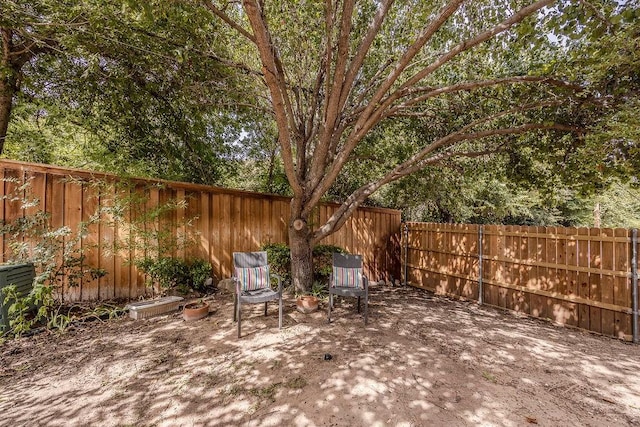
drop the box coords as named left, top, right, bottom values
left=332, top=267, right=362, bottom=289
left=236, top=265, right=270, bottom=291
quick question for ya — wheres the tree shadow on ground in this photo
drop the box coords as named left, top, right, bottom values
left=1, top=285, right=639, bottom=426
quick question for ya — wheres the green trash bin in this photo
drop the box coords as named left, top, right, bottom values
left=0, top=263, right=36, bottom=333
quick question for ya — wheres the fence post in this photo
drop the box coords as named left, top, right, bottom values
left=632, top=228, right=638, bottom=344
left=403, top=223, right=409, bottom=286
left=478, top=225, right=484, bottom=305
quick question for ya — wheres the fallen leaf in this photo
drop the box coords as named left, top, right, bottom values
left=525, top=416, right=538, bottom=424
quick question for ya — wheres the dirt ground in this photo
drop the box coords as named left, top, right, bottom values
left=1, top=285, right=639, bottom=427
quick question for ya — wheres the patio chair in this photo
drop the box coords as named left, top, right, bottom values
left=232, top=251, right=283, bottom=338
left=328, top=253, right=368, bottom=325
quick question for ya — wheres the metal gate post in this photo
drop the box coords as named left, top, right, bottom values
left=632, top=228, right=638, bottom=344
left=478, top=225, right=484, bottom=305
left=403, top=223, right=409, bottom=286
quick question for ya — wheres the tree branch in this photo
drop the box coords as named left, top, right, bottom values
left=1, top=28, right=11, bottom=66
left=308, top=0, right=395, bottom=193
left=351, top=57, right=394, bottom=112
left=356, top=0, right=556, bottom=144
left=8, top=37, right=59, bottom=68
left=455, top=99, right=566, bottom=135
left=578, top=0, right=612, bottom=29
left=321, top=0, right=336, bottom=125
left=312, top=121, right=580, bottom=242
left=310, top=0, right=559, bottom=219
left=125, top=24, right=263, bottom=76
left=320, top=0, right=356, bottom=153
left=203, top=1, right=256, bottom=43
left=384, top=76, right=582, bottom=118
left=242, top=0, right=303, bottom=197
left=339, top=0, right=395, bottom=113
left=363, top=0, right=465, bottom=116
left=304, top=0, right=465, bottom=217
left=399, top=0, right=556, bottom=96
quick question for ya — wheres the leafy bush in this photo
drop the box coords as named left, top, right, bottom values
left=0, top=177, right=198, bottom=337
left=260, top=243, right=347, bottom=286
left=310, top=280, right=328, bottom=298
left=0, top=178, right=108, bottom=336
left=1, top=283, right=51, bottom=336
left=188, top=259, right=214, bottom=292
left=312, top=244, right=347, bottom=283
left=261, top=243, right=292, bottom=284
left=136, top=257, right=189, bottom=290
left=135, top=257, right=212, bottom=294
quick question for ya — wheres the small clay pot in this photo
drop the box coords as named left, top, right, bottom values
left=183, top=301, right=210, bottom=321
left=296, top=295, right=319, bottom=314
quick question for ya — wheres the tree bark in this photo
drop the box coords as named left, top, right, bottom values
left=0, top=72, right=18, bottom=155
left=594, top=202, right=601, bottom=228
left=289, top=218, right=314, bottom=294
left=216, top=0, right=584, bottom=293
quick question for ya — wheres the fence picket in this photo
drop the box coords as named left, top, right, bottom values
left=578, top=227, right=590, bottom=330
left=601, top=228, right=616, bottom=336
left=563, top=227, right=578, bottom=327
left=63, top=179, right=83, bottom=302
left=404, top=222, right=636, bottom=341
left=614, top=228, right=631, bottom=339
left=114, top=184, right=131, bottom=299
left=82, top=184, right=100, bottom=301
left=0, top=160, right=401, bottom=302
left=589, top=228, right=603, bottom=334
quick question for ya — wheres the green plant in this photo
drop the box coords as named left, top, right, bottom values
left=108, top=184, right=198, bottom=260
left=135, top=256, right=212, bottom=294
left=260, top=243, right=347, bottom=287
left=47, top=305, right=74, bottom=333
left=312, top=244, right=347, bottom=283
left=261, top=243, right=291, bottom=284
left=482, top=371, right=497, bottom=383
left=2, top=282, right=58, bottom=337
left=1, top=284, right=43, bottom=336
left=45, top=303, right=124, bottom=334
left=188, top=259, right=213, bottom=292
left=310, top=280, right=328, bottom=299
left=0, top=176, right=200, bottom=337
left=0, top=177, right=107, bottom=336
left=136, top=257, right=190, bottom=290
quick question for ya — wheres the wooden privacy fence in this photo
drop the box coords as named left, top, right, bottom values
left=0, top=160, right=401, bottom=301
left=402, top=222, right=640, bottom=342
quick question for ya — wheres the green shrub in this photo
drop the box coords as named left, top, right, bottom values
left=135, top=257, right=212, bottom=293
left=0, top=177, right=198, bottom=337
left=312, top=244, right=347, bottom=283
left=259, top=243, right=347, bottom=285
left=310, top=280, right=328, bottom=298
left=136, top=257, right=189, bottom=289
left=0, top=179, right=108, bottom=337
left=189, top=259, right=213, bottom=292
left=261, top=243, right=292, bottom=284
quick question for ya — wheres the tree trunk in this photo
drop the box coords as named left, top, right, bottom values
left=0, top=73, right=18, bottom=155
left=289, top=220, right=314, bottom=294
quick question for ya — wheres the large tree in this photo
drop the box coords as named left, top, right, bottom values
left=0, top=1, right=66, bottom=153
left=1, top=0, right=256, bottom=184
left=202, top=0, right=636, bottom=292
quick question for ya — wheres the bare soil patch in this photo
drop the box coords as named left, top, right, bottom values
left=1, top=285, right=639, bottom=426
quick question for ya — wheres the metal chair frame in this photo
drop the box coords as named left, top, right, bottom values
left=232, top=251, right=283, bottom=338
left=328, top=253, right=368, bottom=325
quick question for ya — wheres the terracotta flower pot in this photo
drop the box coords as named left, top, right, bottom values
left=183, top=301, right=210, bottom=321
left=296, top=296, right=319, bottom=314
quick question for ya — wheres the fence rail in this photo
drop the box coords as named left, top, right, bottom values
left=402, top=222, right=640, bottom=342
left=0, top=160, right=401, bottom=301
